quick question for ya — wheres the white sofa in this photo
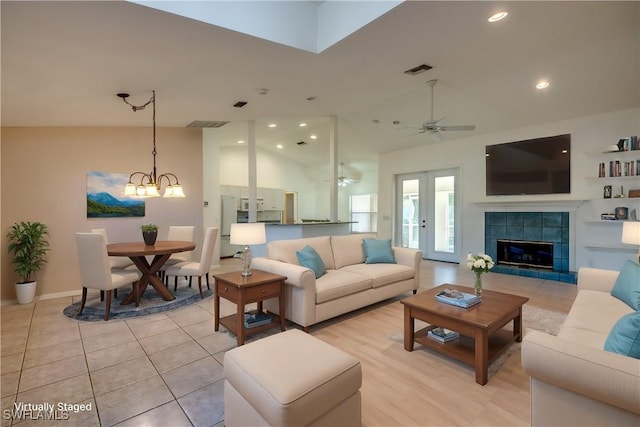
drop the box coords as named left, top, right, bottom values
left=522, top=267, right=640, bottom=427
left=251, top=233, right=421, bottom=331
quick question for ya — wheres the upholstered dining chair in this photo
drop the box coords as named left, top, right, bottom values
left=76, top=233, right=142, bottom=321
left=160, top=225, right=195, bottom=283
left=164, top=227, right=219, bottom=298
left=92, top=228, right=137, bottom=300
left=91, top=228, right=133, bottom=269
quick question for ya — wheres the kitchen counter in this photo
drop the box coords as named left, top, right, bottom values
left=251, top=222, right=355, bottom=257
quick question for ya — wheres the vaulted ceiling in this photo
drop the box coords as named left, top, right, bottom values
left=2, top=1, right=639, bottom=174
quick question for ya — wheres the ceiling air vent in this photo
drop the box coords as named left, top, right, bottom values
left=404, top=64, right=432, bottom=75
left=186, top=120, right=230, bottom=128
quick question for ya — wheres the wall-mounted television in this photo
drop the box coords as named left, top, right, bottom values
left=485, top=134, right=571, bottom=196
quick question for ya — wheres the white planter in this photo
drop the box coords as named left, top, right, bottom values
left=15, top=281, right=36, bottom=304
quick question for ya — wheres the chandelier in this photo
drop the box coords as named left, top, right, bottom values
left=118, top=90, right=185, bottom=198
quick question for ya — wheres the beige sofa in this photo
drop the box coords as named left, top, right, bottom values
left=251, top=233, right=421, bottom=330
left=522, top=267, right=640, bottom=427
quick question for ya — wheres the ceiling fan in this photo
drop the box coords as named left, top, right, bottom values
left=415, top=79, right=476, bottom=139
left=338, top=163, right=359, bottom=186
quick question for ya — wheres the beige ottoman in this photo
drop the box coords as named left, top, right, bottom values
left=224, top=329, right=362, bottom=427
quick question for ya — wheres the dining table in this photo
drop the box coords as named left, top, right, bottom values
left=107, top=240, right=196, bottom=305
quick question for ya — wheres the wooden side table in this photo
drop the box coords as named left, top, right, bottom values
left=213, top=269, right=287, bottom=345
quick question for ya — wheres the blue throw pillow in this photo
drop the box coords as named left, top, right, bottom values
left=603, top=312, right=640, bottom=359
left=363, top=239, right=396, bottom=264
left=296, top=245, right=326, bottom=278
left=611, top=260, right=640, bottom=310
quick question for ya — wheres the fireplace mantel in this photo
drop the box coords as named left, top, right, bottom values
left=473, top=199, right=587, bottom=209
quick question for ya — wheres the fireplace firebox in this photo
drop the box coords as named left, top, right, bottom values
left=497, top=239, right=553, bottom=270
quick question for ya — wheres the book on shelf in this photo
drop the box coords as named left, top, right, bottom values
left=244, top=312, right=272, bottom=328
left=435, top=289, right=482, bottom=308
left=428, top=327, right=460, bottom=343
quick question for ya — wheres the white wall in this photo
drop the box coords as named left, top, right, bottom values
left=378, top=108, right=640, bottom=271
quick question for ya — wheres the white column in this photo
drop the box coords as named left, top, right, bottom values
left=247, top=120, right=258, bottom=223
left=329, top=115, right=338, bottom=222
left=202, top=128, right=221, bottom=266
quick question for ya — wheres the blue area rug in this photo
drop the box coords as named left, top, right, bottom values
left=63, top=285, right=213, bottom=322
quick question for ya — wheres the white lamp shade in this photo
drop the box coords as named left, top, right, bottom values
left=124, top=183, right=137, bottom=196
left=164, top=184, right=185, bottom=198
left=145, top=183, right=160, bottom=197
left=230, top=223, right=266, bottom=245
left=621, top=221, right=640, bottom=245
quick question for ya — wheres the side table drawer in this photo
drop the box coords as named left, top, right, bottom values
left=217, top=282, right=240, bottom=299
left=244, top=281, right=282, bottom=301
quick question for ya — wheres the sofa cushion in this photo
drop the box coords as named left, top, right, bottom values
left=362, top=239, right=396, bottom=264
left=341, top=263, right=415, bottom=289
left=611, top=260, right=640, bottom=310
left=315, top=270, right=372, bottom=304
left=331, top=234, right=375, bottom=269
left=267, top=236, right=335, bottom=270
left=558, top=289, right=634, bottom=349
left=604, top=312, right=640, bottom=359
left=296, top=245, right=326, bottom=279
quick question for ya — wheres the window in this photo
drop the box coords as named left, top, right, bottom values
left=350, top=194, right=377, bottom=233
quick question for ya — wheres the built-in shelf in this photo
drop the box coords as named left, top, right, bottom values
left=584, top=243, right=638, bottom=251
left=584, top=220, right=628, bottom=225
left=586, top=149, right=640, bottom=157
left=585, top=176, right=639, bottom=181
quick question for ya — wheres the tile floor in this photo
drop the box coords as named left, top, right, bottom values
left=1, top=263, right=248, bottom=427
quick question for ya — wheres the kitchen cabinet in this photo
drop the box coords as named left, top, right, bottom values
left=262, top=188, right=284, bottom=211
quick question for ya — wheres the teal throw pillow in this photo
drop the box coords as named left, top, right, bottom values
left=296, top=245, right=326, bottom=278
left=603, top=312, right=640, bottom=359
left=611, top=260, right=640, bottom=310
left=363, top=239, right=396, bottom=264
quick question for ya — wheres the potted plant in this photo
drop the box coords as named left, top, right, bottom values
left=141, top=224, right=158, bottom=246
left=6, top=221, right=50, bottom=304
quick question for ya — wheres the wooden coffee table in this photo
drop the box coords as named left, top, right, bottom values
left=213, top=269, right=287, bottom=346
left=401, top=284, right=529, bottom=385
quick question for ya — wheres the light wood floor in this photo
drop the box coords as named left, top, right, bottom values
left=309, top=259, right=578, bottom=427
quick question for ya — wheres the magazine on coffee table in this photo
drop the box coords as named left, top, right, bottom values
left=435, top=289, right=481, bottom=308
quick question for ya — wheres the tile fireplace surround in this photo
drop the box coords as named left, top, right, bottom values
left=485, top=211, right=576, bottom=284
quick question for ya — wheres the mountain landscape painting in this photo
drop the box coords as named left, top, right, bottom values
left=86, top=171, right=145, bottom=218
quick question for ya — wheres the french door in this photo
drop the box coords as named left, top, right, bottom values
left=396, top=168, right=460, bottom=263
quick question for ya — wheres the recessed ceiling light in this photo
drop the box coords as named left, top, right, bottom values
left=276, top=144, right=283, bottom=149
left=310, top=134, right=317, bottom=140
left=299, top=123, right=307, bottom=127
left=237, top=140, right=245, bottom=144
left=268, top=123, right=277, bottom=128
left=488, top=11, right=508, bottom=22
left=536, top=80, right=550, bottom=90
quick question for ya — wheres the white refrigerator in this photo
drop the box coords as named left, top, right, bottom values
left=220, top=195, right=243, bottom=257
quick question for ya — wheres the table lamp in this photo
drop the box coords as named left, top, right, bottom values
left=621, top=221, right=640, bottom=263
left=230, top=223, right=266, bottom=276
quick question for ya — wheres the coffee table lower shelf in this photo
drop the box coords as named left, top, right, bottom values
left=414, top=326, right=514, bottom=366
left=219, top=311, right=281, bottom=339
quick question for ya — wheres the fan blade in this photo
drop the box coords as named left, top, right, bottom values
left=439, top=125, right=476, bottom=131
left=421, top=119, right=439, bottom=129
left=430, top=132, right=444, bottom=142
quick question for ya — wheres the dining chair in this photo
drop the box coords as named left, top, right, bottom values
left=91, top=228, right=133, bottom=269
left=92, top=228, right=137, bottom=300
left=76, top=233, right=142, bottom=320
left=160, top=225, right=195, bottom=284
left=164, top=227, right=219, bottom=298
